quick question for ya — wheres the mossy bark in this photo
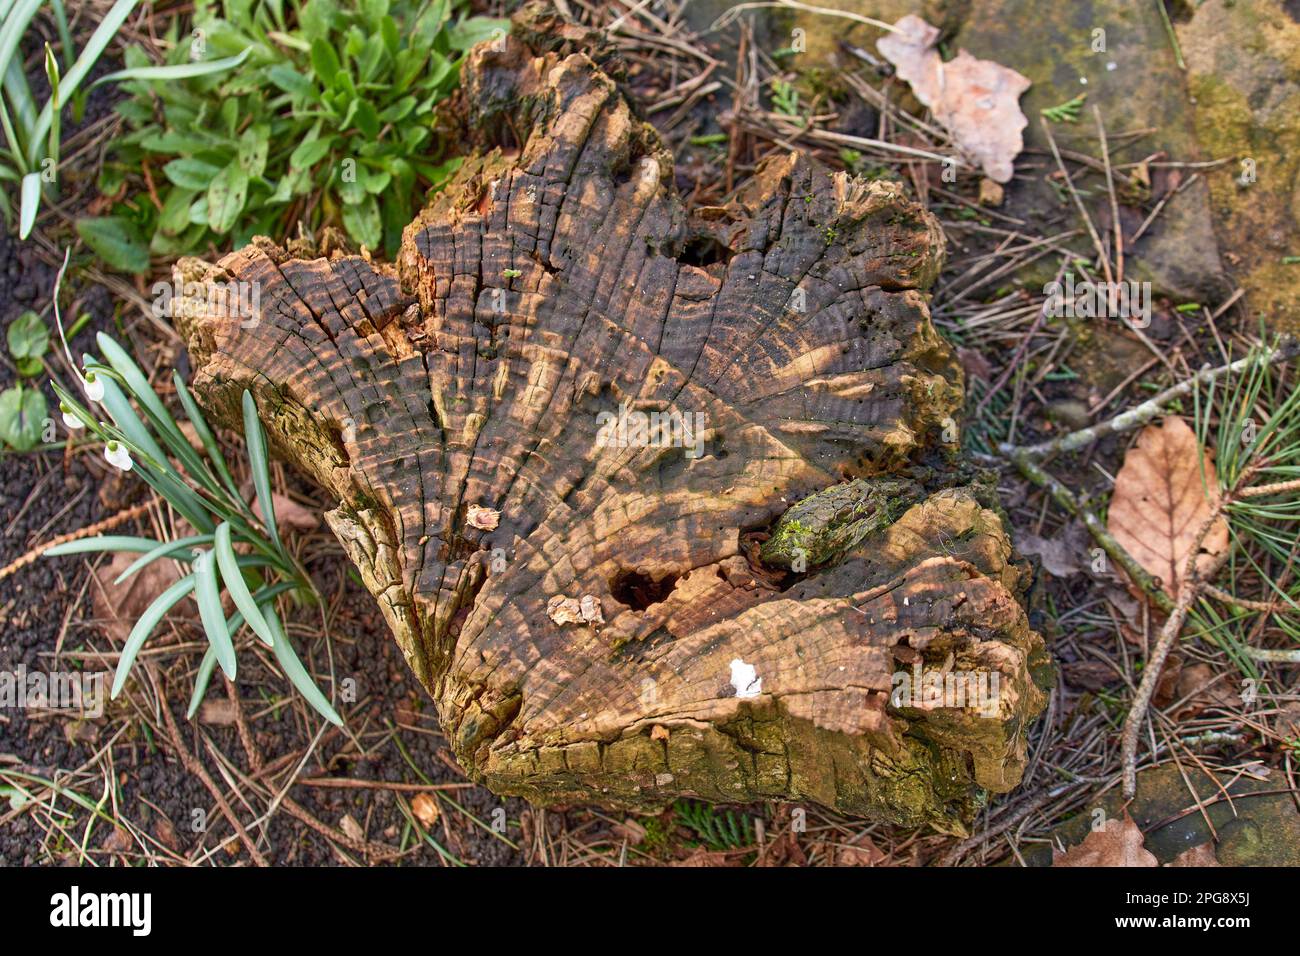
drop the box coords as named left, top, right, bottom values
left=171, top=18, right=1048, bottom=831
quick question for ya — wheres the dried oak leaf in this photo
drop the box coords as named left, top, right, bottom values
left=1107, top=417, right=1229, bottom=599
left=877, top=15, right=1030, bottom=183
left=1053, top=814, right=1157, bottom=867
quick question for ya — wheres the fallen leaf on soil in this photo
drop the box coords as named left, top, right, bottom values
left=1107, top=417, right=1229, bottom=599
left=877, top=15, right=1030, bottom=183
left=1016, top=521, right=1091, bottom=578
left=828, top=832, right=887, bottom=867
left=339, top=813, right=364, bottom=842
left=102, top=826, right=133, bottom=855
left=1166, top=842, right=1220, bottom=867
left=1053, top=814, right=1157, bottom=867
left=978, top=177, right=1004, bottom=206
left=1061, top=659, right=1119, bottom=692
left=411, top=793, right=440, bottom=828
left=93, top=551, right=185, bottom=646
left=198, top=699, right=237, bottom=726
left=1173, top=663, right=1239, bottom=717
left=154, top=816, right=179, bottom=852
left=253, top=492, right=320, bottom=534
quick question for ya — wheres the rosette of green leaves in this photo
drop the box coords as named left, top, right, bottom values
left=94, top=0, right=504, bottom=265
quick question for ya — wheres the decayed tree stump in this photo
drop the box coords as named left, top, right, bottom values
left=172, top=26, right=1050, bottom=831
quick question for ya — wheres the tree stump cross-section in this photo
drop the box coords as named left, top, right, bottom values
left=173, top=31, right=1050, bottom=831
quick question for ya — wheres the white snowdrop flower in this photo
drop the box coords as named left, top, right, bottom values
left=104, top=440, right=133, bottom=472
left=729, top=658, right=762, bottom=699
left=83, top=370, right=105, bottom=403
left=60, top=403, right=83, bottom=431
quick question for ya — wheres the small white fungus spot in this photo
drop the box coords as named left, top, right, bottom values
left=729, top=658, right=762, bottom=699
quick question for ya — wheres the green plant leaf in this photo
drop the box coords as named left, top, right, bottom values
left=26, top=0, right=142, bottom=168
left=113, top=534, right=211, bottom=584
left=340, top=193, right=381, bottom=250
left=186, top=644, right=220, bottom=718
left=75, top=217, right=150, bottom=273
left=241, top=390, right=279, bottom=546
left=310, top=37, right=343, bottom=86
left=206, top=161, right=250, bottom=234
left=173, top=371, right=241, bottom=498
left=18, top=171, right=41, bottom=239
left=7, top=310, right=49, bottom=361
left=93, top=47, right=252, bottom=86
left=213, top=521, right=276, bottom=647
left=193, top=550, right=237, bottom=679
left=45, top=535, right=163, bottom=557
left=264, top=608, right=342, bottom=725
left=162, top=157, right=222, bottom=190
left=0, top=385, right=46, bottom=451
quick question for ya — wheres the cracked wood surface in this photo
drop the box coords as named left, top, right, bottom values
left=173, top=28, right=1049, bottom=830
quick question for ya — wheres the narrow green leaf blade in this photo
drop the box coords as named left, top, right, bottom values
left=242, top=390, right=279, bottom=546
left=264, top=610, right=341, bottom=725
left=113, top=534, right=210, bottom=584
left=185, top=644, right=220, bottom=719
left=213, top=522, right=276, bottom=647
left=193, top=550, right=236, bottom=679
left=45, top=535, right=162, bottom=557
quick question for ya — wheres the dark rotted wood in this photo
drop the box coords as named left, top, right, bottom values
left=172, top=24, right=1049, bottom=831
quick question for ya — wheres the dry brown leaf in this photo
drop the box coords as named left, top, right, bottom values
left=1107, top=417, right=1229, bottom=599
left=1173, top=663, right=1239, bottom=717
left=197, top=699, right=237, bottom=725
left=1166, top=842, right=1220, bottom=867
left=829, top=833, right=886, bottom=867
left=339, top=813, right=364, bottom=842
left=1053, top=814, right=1157, bottom=867
left=93, top=552, right=185, bottom=646
left=410, top=792, right=440, bottom=828
left=253, top=492, right=320, bottom=534
left=1016, top=521, right=1091, bottom=578
left=877, top=15, right=1030, bottom=183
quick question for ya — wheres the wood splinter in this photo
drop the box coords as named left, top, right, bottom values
left=172, top=21, right=1050, bottom=831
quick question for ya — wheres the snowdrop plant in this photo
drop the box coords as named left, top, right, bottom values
left=46, top=332, right=341, bottom=725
